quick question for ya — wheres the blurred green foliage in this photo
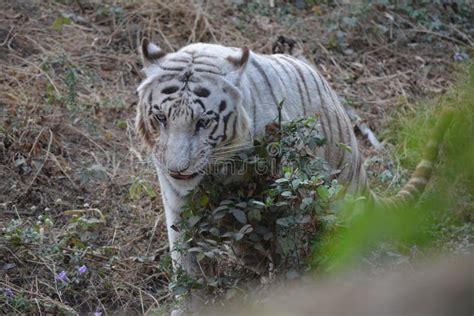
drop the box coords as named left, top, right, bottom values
left=313, top=63, right=474, bottom=272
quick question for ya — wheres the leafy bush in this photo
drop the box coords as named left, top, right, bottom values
left=174, top=110, right=345, bottom=298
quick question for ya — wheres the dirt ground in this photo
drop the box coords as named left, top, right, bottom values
left=0, top=0, right=472, bottom=314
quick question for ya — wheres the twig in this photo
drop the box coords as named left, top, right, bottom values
left=48, top=153, right=79, bottom=189
left=24, top=128, right=54, bottom=193
left=188, top=7, right=201, bottom=44
left=24, top=35, right=49, bottom=55
left=0, top=25, right=15, bottom=46
left=52, top=264, right=63, bottom=303
left=446, top=23, right=474, bottom=47
left=145, top=213, right=163, bottom=256
left=202, top=14, right=218, bottom=43
left=0, top=244, right=25, bottom=264
left=357, top=71, right=412, bottom=84
left=393, top=11, right=471, bottom=47
left=0, top=281, right=76, bottom=314
left=408, top=28, right=470, bottom=47
left=120, top=280, right=161, bottom=309
left=27, top=127, right=46, bottom=158
left=156, top=20, right=175, bottom=52
left=316, top=42, right=344, bottom=74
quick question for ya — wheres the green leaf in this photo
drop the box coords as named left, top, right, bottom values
left=204, top=251, right=215, bottom=258
left=196, top=253, right=205, bottom=262
left=222, top=232, right=234, bottom=238
left=231, top=209, right=247, bottom=224
left=213, top=212, right=226, bottom=220
left=212, top=205, right=228, bottom=214
left=291, top=179, right=301, bottom=189
left=199, top=194, right=209, bottom=207
left=239, top=224, right=253, bottom=234
left=115, top=119, right=127, bottom=129
left=276, top=217, right=289, bottom=227
left=248, top=209, right=261, bottom=221
left=172, top=286, right=188, bottom=296
left=281, top=191, right=293, bottom=198
left=209, top=228, right=220, bottom=236
left=252, top=200, right=266, bottom=208
left=52, top=16, right=72, bottom=31
left=235, top=202, right=247, bottom=208
left=142, top=181, right=157, bottom=200
left=233, top=232, right=244, bottom=241
left=338, top=142, right=353, bottom=154
left=188, top=216, right=201, bottom=227
left=317, top=186, right=329, bottom=200
left=277, top=99, right=285, bottom=110
left=188, top=247, right=202, bottom=253
left=204, top=239, right=218, bottom=246
left=263, top=232, right=273, bottom=241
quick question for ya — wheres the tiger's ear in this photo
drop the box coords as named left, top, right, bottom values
left=226, top=47, right=250, bottom=71
left=141, top=38, right=167, bottom=66
left=226, top=47, right=250, bottom=86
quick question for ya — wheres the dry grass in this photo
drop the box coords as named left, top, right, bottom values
left=0, top=0, right=472, bottom=314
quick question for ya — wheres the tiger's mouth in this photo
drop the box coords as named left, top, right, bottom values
left=168, top=172, right=199, bottom=180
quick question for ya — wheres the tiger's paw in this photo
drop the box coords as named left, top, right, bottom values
left=170, top=309, right=184, bottom=316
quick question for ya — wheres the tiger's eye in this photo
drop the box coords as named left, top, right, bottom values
left=196, top=117, right=211, bottom=130
left=194, top=87, right=210, bottom=98
left=155, top=112, right=167, bottom=125
left=161, top=86, right=179, bottom=94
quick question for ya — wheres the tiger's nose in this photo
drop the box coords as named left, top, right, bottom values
left=168, top=160, right=190, bottom=173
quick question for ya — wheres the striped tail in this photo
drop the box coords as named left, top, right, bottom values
left=370, top=109, right=454, bottom=209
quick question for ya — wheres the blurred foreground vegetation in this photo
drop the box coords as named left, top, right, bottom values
left=314, top=63, right=474, bottom=273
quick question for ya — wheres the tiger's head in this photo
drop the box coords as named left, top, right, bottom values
left=136, top=40, right=252, bottom=183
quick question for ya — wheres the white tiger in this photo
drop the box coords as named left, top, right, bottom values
left=135, top=39, right=447, bottom=295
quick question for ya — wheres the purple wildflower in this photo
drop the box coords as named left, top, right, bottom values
left=454, top=52, right=468, bottom=62
left=55, top=271, right=69, bottom=283
left=5, top=288, right=14, bottom=298
left=78, top=265, right=88, bottom=275
left=94, top=311, right=102, bottom=316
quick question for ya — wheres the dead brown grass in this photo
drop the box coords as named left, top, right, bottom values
left=0, top=0, right=472, bottom=314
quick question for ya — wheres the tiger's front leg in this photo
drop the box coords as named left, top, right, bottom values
left=157, top=171, right=207, bottom=313
left=157, top=170, right=199, bottom=276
